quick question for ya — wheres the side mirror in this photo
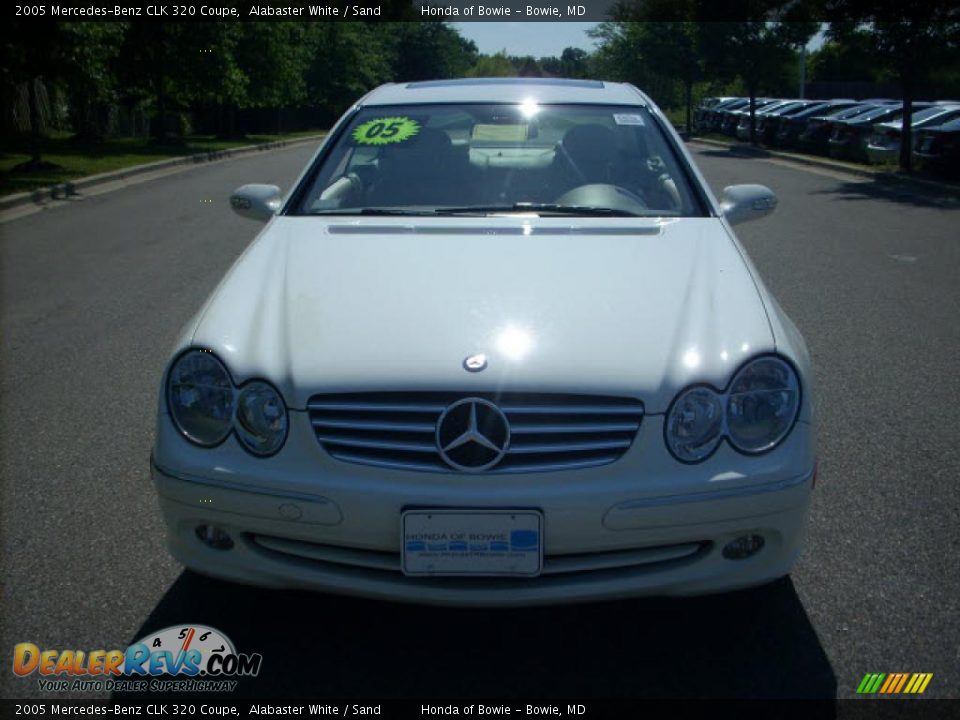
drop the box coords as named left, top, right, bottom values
left=720, top=184, right=778, bottom=226
left=230, top=184, right=282, bottom=222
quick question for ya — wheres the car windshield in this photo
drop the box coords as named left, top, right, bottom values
left=827, top=104, right=878, bottom=119
left=853, top=106, right=903, bottom=122
left=911, top=105, right=960, bottom=123
left=791, top=103, right=832, bottom=118
left=930, top=118, right=960, bottom=132
left=291, top=103, right=706, bottom=218
left=778, top=103, right=812, bottom=116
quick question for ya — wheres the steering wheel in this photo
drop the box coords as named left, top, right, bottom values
left=554, top=183, right=649, bottom=214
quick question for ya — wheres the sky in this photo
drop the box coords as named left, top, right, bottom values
left=454, top=22, right=826, bottom=60
left=453, top=22, right=600, bottom=58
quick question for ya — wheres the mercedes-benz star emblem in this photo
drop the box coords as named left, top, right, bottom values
left=463, top=353, right=488, bottom=372
left=436, top=398, right=510, bottom=472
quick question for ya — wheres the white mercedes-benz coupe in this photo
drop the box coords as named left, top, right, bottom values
left=152, top=78, right=815, bottom=606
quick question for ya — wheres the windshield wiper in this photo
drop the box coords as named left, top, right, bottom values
left=309, top=204, right=644, bottom=218
left=438, top=203, right=642, bottom=217
left=309, top=208, right=443, bottom=216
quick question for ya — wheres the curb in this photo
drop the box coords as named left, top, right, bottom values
left=0, top=133, right=327, bottom=213
left=687, top=137, right=960, bottom=196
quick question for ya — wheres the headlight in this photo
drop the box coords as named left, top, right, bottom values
left=235, top=381, right=288, bottom=456
left=726, top=356, right=800, bottom=453
left=167, top=350, right=234, bottom=447
left=665, top=387, right=724, bottom=462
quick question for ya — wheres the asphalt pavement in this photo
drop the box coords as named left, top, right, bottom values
left=1, top=141, right=957, bottom=701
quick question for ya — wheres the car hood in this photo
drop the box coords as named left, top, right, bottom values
left=872, top=121, right=902, bottom=132
left=189, top=217, right=775, bottom=413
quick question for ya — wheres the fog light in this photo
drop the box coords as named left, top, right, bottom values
left=722, top=534, right=765, bottom=560
left=195, top=524, right=234, bottom=550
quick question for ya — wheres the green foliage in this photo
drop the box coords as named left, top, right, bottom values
left=466, top=52, right=517, bottom=78
left=388, top=22, right=479, bottom=80
left=305, top=24, right=393, bottom=120
left=236, top=24, right=311, bottom=110
left=3, top=19, right=488, bottom=144
left=808, top=35, right=888, bottom=84
left=825, top=5, right=960, bottom=168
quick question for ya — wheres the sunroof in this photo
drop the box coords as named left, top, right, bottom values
left=406, top=78, right=605, bottom=89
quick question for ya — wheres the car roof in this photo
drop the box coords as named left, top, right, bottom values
left=360, top=78, right=648, bottom=107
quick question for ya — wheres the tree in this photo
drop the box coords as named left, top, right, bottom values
left=59, top=23, right=125, bottom=141
left=2, top=19, right=68, bottom=167
left=466, top=52, right=516, bottom=78
left=696, top=1, right=817, bottom=144
left=559, top=47, right=590, bottom=79
left=178, top=23, right=248, bottom=137
left=305, top=24, right=393, bottom=123
left=587, top=22, right=676, bottom=103
left=235, top=23, right=311, bottom=134
left=826, top=4, right=960, bottom=170
left=610, top=1, right=703, bottom=135
left=389, top=22, right=479, bottom=81
left=510, top=56, right=544, bottom=77
left=807, top=33, right=887, bottom=85
left=115, top=22, right=191, bottom=141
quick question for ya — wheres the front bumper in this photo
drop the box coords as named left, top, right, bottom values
left=865, top=143, right=898, bottom=165
left=152, top=412, right=815, bottom=607
left=829, top=134, right=870, bottom=160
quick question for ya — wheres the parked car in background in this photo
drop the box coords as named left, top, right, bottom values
left=754, top=101, right=831, bottom=145
left=720, top=99, right=778, bottom=136
left=915, top=117, right=960, bottom=178
left=694, top=97, right=749, bottom=132
left=774, top=101, right=858, bottom=148
left=735, top=101, right=800, bottom=140
left=703, top=98, right=750, bottom=133
left=865, top=104, right=960, bottom=164
left=693, top=97, right=741, bottom=133
left=797, top=104, right=886, bottom=154
left=828, top=103, right=933, bottom=161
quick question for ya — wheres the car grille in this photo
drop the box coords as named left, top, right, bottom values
left=307, top=391, right=644, bottom=474
left=248, top=534, right=709, bottom=579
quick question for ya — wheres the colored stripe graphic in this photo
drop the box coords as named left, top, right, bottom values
left=858, top=674, right=877, bottom=694
left=857, top=672, right=933, bottom=694
left=906, top=673, right=933, bottom=694
left=879, top=674, right=896, bottom=693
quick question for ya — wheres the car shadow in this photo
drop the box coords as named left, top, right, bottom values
left=695, top=145, right=774, bottom=159
left=811, top=177, right=960, bottom=209
left=114, top=572, right=836, bottom=701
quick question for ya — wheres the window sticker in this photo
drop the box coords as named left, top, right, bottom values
left=471, top=124, right=529, bottom=142
left=613, top=113, right=645, bottom=126
left=352, top=117, right=421, bottom=145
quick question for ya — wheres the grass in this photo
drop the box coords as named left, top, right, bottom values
left=0, top=129, right=325, bottom=197
left=663, top=108, right=689, bottom=131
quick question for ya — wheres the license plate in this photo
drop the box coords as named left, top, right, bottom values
left=401, top=509, right=543, bottom=577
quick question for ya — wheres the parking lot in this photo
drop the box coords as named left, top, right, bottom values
left=1, top=141, right=957, bottom=700
left=695, top=96, right=960, bottom=178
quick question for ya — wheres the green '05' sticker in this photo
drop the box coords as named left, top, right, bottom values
left=352, top=116, right=420, bottom=145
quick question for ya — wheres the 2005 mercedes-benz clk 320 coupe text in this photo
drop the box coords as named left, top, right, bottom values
left=152, top=78, right=815, bottom=606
